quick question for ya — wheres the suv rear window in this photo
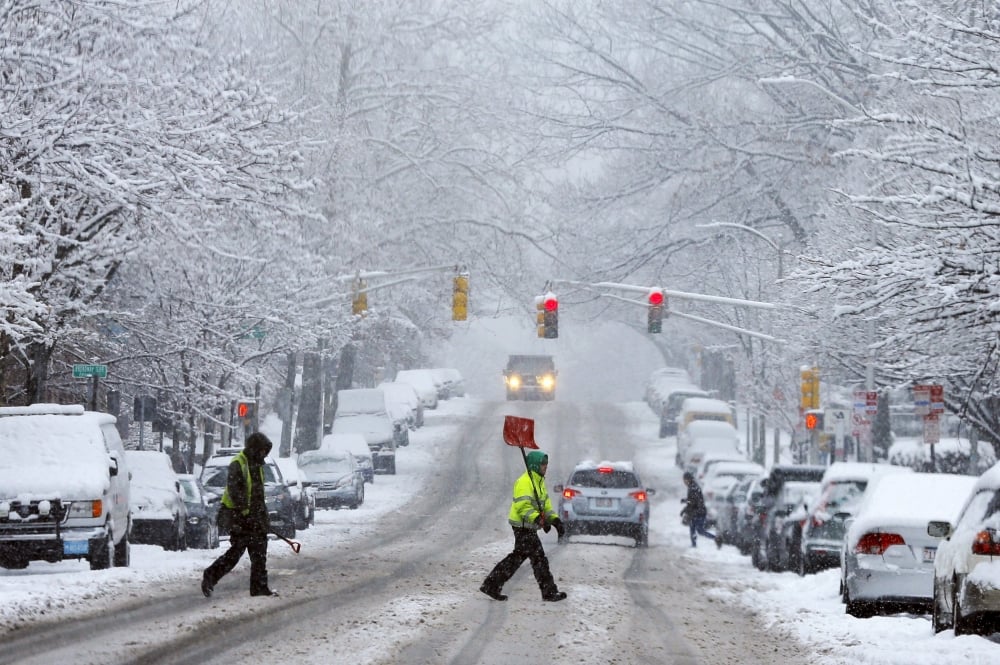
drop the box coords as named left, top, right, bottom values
left=570, top=469, right=639, bottom=489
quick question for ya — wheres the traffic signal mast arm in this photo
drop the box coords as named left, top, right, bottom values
left=307, top=264, right=466, bottom=309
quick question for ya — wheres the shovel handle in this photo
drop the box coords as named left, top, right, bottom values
left=273, top=532, right=302, bottom=554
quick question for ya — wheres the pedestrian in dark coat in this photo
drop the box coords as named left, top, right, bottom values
left=202, top=432, right=277, bottom=597
left=681, top=471, right=715, bottom=548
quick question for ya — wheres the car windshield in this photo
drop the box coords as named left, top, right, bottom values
left=178, top=479, right=201, bottom=502
left=298, top=452, right=352, bottom=474
left=570, top=469, right=639, bottom=489
left=818, top=479, right=867, bottom=514
left=202, top=462, right=280, bottom=489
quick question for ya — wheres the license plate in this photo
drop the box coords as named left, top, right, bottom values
left=595, top=497, right=613, bottom=508
left=63, top=540, right=89, bottom=555
left=923, top=547, right=936, bottom=563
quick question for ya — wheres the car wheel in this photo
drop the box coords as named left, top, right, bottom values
left=113, top=532, right=130, bottom=567
left=177, top=520, right=188, bottom=551
left=387, top=458, right=396, bottom=475
left=931, top=584, right=950, bottom=633
left=751, top=540, right=766, bottom=570
left=635, top=526, right=649, bottom=548
left=845, top=590, right=875, bottom=619
left=89, top=533, right=113, bottom=570
left=797, top=553, right=809, bottom=577
left=294, top=506, right=307, bottom=531
left=0, top=550, right=29, bottom=570
left=953, top=585, right=974, bottom=635
left=211, top=523, right=220, bottom=549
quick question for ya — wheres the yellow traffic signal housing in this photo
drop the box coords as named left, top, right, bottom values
left=800, top=366, right=820, bottom=410
left=352, top=279, right=368, bottom=315
left=536, top=299, right=545, bottom=338
left=452, top=274, right=469, bottom=321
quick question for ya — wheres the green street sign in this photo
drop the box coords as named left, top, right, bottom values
left=73, top=364, right=107, bottom=378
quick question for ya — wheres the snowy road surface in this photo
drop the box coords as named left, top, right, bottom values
left=1, top=399, right=998, bottom=664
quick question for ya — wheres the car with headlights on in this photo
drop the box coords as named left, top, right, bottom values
left=177, top=474, right=219, bottom=549
left=199, top=449, right=297, bottom=539
left=125, top=450, right=187, bottom=551
left=841, top=472, right=976, bottom=618
left=503, top=354, right=557, bottom=401
left=930, top=463, right=1000, bottom=635
left=554, top=460, right=655, bottom=547
left=297, top=449, right=365, bottom=510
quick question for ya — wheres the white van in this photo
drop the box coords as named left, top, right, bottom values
left=333, top=389, right=400, bottom=474
left=676, top=397, right=735, bottom=434
left=0, top=404, right=131, bottom=570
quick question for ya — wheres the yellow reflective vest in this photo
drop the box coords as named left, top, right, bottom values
left=221, top=451, right=266, bottom=516
left=508, top=470, right=557, bottom=529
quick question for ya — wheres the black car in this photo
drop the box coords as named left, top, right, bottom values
left=750, top=465, right=825, bottom=571
left=177, top=474, right=220, bottom=549
left=199, top=451, right=297, bottom=540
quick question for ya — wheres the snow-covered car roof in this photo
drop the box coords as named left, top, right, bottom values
left=571, top=459, right=635, bottom=473
left=971, top=460, right=1000, bottom=492
left=680, top=397, right=732, bottom=414
left=320, top=432, right=371, bottom=457
left=707, top=460, right=765, bottom=476
left=0, top=406, right=119, bottom=499
left=847, top=472, right=978, bottom=548
left=684, top=420, right=738, bottom=437
left=125, top=450, right=178, bottom=487
left=820, top=461, right=912, bottom=486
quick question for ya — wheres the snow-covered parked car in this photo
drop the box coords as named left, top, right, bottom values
left=321, top=433, right=375, bottom=484
left=930, top=463, right=1000, bottom=634
left=298, top=448, right=365, bottom=510
left=274, top=456, right=316, bottom=531
left=125, top=450, right=187, bottom=551
left=841, top=472, right=977, bottom=618
left=394, top=369, right=439, bottom=410
left=378, top=381, right=423, bottom=431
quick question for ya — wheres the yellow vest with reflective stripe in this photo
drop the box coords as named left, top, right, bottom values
left=220, top=451, right=266, bottom=516
left=508, top=470, right=556, bottom=529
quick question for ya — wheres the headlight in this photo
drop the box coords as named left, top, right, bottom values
left=68, top=500, right=102, bottom=518
left=508, top=375, right=522, bottom=389
left=540, top=374, right=555, bottom=390
left=187, top=516, right=201, bottom=525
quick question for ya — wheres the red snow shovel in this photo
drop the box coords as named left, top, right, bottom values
left=503, top=415, right=548, bottom=531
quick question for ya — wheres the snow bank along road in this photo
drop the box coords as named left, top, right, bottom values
left=0, top=400, right=811, bottom=665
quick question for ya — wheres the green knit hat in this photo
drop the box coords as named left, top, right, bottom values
left=526, top=450, right=549, bottom=473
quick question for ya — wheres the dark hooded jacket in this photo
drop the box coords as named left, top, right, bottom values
left=221, top=433, right=272, bottom=536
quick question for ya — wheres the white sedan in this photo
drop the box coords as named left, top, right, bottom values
left=841, top=472, right=977, bottom=618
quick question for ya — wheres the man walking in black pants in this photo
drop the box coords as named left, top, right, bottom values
left=480, top=450, right=566, bottom=602
left=202, top=432, right=278, bottom=597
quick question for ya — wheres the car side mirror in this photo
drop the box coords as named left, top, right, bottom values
left=553, top=484, right=564, bottom=493
left=175, top=481, right=181, bottom=493
left=647, top=488, right=656, bottom=496
left=109, top=458, right=119, bottom=477
left=927, top=520, right=952, bottom=539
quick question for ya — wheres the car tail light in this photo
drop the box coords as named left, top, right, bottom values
left=855, top=532, right=905, bottom=555
left=597, top=466, right=613, bottom=474
left=972, top=528, right=1000, bottom=556
left=563, top=488, right=579, bottom=500
left=629, top=490, right=647, bottom=502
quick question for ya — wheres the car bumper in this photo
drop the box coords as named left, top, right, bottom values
left=959, top=569, right=1000, bottom=619
left=0, top=526, right=109, bottom=561
left=803, top=539, right=843, bottom=568
left=314, top=488, right=358, bottom=508
left=131, top=518, right=177, bottom=546
left=846, top=555, right=934, bottom=605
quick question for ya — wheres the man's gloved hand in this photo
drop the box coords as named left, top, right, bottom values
left=552, top=517, right=566, bottom=538
left=535, top=515, right=550, bottom=532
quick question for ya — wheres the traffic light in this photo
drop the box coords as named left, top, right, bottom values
left=800, top=366, right=820, bottom=410
left=452, top=273, right=469, bottom=321
left=536, top=298, right=545, bottom=338
left=352, top=278, right=368, bottom=315
left=236, top=400, right=256, bottom=424
left=647, top=289, right=664, bottom=333
left=542, top=294, right=558, bottom=338
left=804, top=410, right=823, bottom=431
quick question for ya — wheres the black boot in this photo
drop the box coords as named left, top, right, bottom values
left=542, top=590, right=567, bottom=602
left=479, top=584, right=507, bottom=601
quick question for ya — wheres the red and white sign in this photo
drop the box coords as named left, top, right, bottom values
left=853, top=390, right=878, bottom=415
left=923, top=413, right=940, bottom=444
left=913, top=384, right=944, bottom=416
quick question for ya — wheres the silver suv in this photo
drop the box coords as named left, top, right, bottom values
left=554, top=460, right=655, bottom=547
left=0, top=405, right=132, bottom=570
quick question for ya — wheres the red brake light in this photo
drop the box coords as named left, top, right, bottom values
left=855, top=532, right=905, bottom=555
left=563, top=488, right=579, bottom=500
left=972, top=529, right=1000, bottom=556
left=629, top=490, right=647, bottom=502
left=597, top=466, right=613, bottom=474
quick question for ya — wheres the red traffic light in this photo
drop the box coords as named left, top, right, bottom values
left=804, top=412, right=820, bottom=430
left=237, top=402, right=251, bottom=419
left=543, top=297, right=558, bottom=311
left=648, top=290, right=664, bottom=306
